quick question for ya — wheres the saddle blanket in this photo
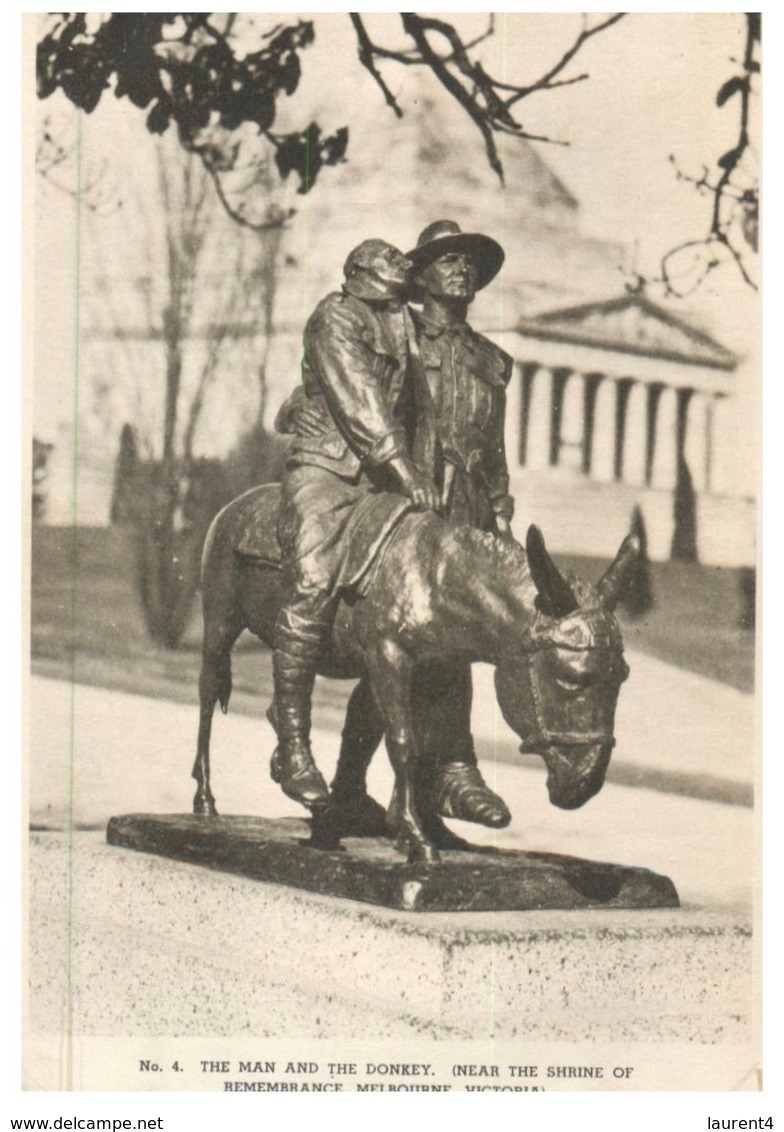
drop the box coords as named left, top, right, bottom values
left=232, top=482, right=413, bottom=597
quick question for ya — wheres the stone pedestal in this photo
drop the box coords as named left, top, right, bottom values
left=28, top=831, right=752, bottom=1044
left=107, top=813, right=679, bottom=913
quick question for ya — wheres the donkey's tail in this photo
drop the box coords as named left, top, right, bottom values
left=199, top=638, right=233, bottom=716
left=215, top=652, right=232, bottom=715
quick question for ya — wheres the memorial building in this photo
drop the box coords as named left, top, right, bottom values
left=271, top=89, right=752, bottom=565
left=40, top=88, right=754, bottom=566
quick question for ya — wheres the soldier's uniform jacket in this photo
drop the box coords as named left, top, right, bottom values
left=283, top=290, right=414, bottom=480
left=274, top=287, right=437, bottom=597
left=412, top=308, right=514, bottom=531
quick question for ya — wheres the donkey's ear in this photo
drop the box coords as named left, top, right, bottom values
left=526, top=525, right=579, bottom=618
left=597, top=533, right=641, bottom=611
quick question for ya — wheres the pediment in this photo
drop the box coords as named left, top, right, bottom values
left=517, top=294, right=737, bottom=371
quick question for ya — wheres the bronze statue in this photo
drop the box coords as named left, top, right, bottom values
left=188, top=227, right=640, bottom=866
left=268, top=239, right=439, bottom=810
left=276, top=222, right=519, bottom=831
left=406, top=222, right=514, bottom=825
left=193, top=484, right=638, bottom=861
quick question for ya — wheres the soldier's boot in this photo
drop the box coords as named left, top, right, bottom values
left=434, top=748, right=512, bottom=830
left=270, top=608, right=330, bottom=809
left=428, top=665, right=512, bottom=829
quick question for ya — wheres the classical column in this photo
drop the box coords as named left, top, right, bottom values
left=709, top=393, right=732, bottom=495
left=557, top=372, right=585, bottom=471
left=525, top=365, right=552, bottom=470
left=590, top=376, right=616, bottom=483
left=622, top=380, right=647, bottom=486
left=704, top=396, right=715, bottom=495
left=582, top=374, right=602, bottom=474
left=516, top=362, right=538, bottom=466
left=651, top=386, right=678, bottom=491
left=504, top=361, right=523, bottom=469
left=684, top=391, right=710, bottom=494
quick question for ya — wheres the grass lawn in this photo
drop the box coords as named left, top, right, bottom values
left=558, top=552, right=755, bottom=693
left=30, top=526, right=755, bottom=718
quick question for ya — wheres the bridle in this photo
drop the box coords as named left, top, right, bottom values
left=515, top=646, right=619, bottom=754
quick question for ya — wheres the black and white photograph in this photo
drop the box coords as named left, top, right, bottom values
left=23, top=9, right=763, bottom=1103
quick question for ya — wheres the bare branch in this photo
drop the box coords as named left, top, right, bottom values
left=463, top=15, right=495, bottom=52
left=207, top=167, right=293, bottom=232
left=712, top=227, right=758, bottom=291
left=36, top=113, right=123, bottom=213
left=400, top=13, right=504, bottom=178
left=532, top=73, right=589, bottom=92
left=345, top=12, right=625, bottom=178
left=650, top=13, right=759, bottom=295
left=505, top=14, right=625, bottom=106
left=179, top=129, right=295, bottom=232
left=350, top=14, right=404, bottom=117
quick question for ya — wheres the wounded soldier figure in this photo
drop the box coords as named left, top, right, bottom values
left=270, top=239, right=440, bottom=808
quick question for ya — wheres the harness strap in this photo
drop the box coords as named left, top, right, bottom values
left=519, top=651, right=616, bottom=752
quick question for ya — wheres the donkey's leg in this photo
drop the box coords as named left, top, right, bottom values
left=365, top=641, right=439, bottom=866
left=192, top=614, right=243, bottom=816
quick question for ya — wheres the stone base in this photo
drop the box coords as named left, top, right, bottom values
left=29, top=832, right=751, bottom=1043
left=107, top=814, right=679, bottom=912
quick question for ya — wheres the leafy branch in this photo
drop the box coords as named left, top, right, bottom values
left=36, top=13, right=349, bottom=227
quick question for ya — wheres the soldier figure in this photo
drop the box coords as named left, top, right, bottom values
left=271, top=239, right=439, bottom=808
left=405, top=219, right=515, bottom=828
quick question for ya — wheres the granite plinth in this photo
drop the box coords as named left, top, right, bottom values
left=29, top=831, right=751, bottom=1043
left=106, top=813, right=679, bottom=912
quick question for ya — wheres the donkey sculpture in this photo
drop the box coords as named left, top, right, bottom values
left=193, top=485, right=639, bottom=864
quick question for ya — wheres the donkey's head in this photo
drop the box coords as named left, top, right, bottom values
left=495, top=526, right=639, bottom=810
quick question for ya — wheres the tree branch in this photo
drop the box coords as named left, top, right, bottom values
left=504, top=14, right=625, bottom=106
left=207, top=166, right=294, bottom=231
left=400, top=13, right=505, bottom=179
left=653, top=12, right=759, bottom=296
left=38, top=12, right=628, bottom=217
left=350, top=14, right=404, bottom=117
left=347, top=12, right=625, bottom=176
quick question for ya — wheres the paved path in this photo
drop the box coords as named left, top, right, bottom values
left=28, top=652, right=755, bottom=913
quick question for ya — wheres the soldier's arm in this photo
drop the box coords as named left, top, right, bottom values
left=385, top=455, right=440, bottom=513
left=485, top=354, right=515, bottom=539
left=307, top=297, right=406, bottom=464
left=274, top=387, right=323, bottom=438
